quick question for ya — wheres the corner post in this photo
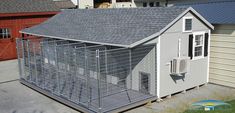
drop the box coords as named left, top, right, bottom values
left=96, top=49, right=102, bottom=112
left=16, top=38, right=23, bottom=79
left=129, top=49, right=132, bottom=89
left=26, top=39, right=31, bottom=82
left=105, top=47, right=109, bottom=94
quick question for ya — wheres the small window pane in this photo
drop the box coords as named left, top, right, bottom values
left=195, top=35, right=203, bottom=45
left=185, top=19, right=192, bottom=31
left=194, top=46, right=202, bottom=57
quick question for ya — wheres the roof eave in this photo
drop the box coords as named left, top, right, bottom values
left=20, top=31, right=130, bottom=48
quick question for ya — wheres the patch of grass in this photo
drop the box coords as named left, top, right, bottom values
left=182, top=100, right=235, bottom=113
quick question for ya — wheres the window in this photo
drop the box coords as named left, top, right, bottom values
left=156, top=2, right=160, bottom=7
left=194, top=34, right=204, bottom=57
left=143, top=2, right=147, bottom=7
left=149, top=2, right=154, bottom=7
left=0, top=28, right=11, bottom=39
left=189, top=32, right=208, bottom=60
left=183, top=17, right=192, bottom=32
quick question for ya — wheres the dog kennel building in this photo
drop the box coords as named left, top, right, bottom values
left=17, top=7, right=213, bottom=113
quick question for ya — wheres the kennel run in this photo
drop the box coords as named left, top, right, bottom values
left=16, top=36, right=156, bottom=113
left=16, top=7, right=214, bottom=113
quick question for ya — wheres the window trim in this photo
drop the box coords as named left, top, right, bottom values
left=183, top=17, right=193, bottom=32
left=192, top=31, right=205, bottom=60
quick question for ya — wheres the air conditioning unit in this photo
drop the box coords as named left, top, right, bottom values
left=171, top=57, right=190, bottom=75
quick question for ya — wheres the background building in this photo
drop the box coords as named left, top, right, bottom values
left=0, top=0, right=59, bottom=61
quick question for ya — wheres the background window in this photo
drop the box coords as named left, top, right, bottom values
left=156, top=2, right=160, bottom=7
left=143, top=2, right=147, bottom=7
left=149, top=2, right=154, bottom=7
left=185, top=18, right=192, bottom=31
left=0, top=28, right=11, bottom=39
left=116, top=0, right=131, bottom=2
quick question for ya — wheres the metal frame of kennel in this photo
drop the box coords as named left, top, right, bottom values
left=16, top=36, right=156, bottom=113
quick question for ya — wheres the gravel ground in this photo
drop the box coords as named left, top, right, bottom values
left=127, top=84, right=235, bottom=113
left=0, top=59, right=235, bottom=113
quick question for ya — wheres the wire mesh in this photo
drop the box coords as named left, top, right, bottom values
left=16, top=37, right=155, bottom=113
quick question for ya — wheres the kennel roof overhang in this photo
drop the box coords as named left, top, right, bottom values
left=20, top=7, right=213, bottom=48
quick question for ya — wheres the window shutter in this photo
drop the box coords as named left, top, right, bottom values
left=204, top=33, right=209, bottom=57
left=188, top=34, right=193, bottom=59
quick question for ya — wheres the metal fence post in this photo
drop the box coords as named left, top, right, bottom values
left=21, top=39, right=26, bottom=80
left=26, top=39, right=31, bottom=82
left=16, top=38, right=23, bottom=79
left=40, top=41, right=45, bottom=89
left=96, top=49, right=102, bottom=112
left=55, top=42, right=60, bottom=95
left=105, top=47, right=109, bottom=94
left=33, top=42, right=38, bottom=84
left=129, top=49, right=132, bottom=89
left=84, top=44, right=90, bottom=107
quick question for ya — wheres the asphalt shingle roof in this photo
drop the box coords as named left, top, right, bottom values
left=181, top=1, right=235, bottom=24
left=22, top=7, right=188, bottom=46
left=54, top=0, right=76, bottom=9
left=0, top=0, right=60, bottom=14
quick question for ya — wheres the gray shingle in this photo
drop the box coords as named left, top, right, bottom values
left=0, top=0, right=60, bottom=14
left=22, top=7, right=188, bottom=46
left=54, top=0, right=76, bottom=9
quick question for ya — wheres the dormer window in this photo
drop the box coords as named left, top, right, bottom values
left=183, top=17, right=192, bottom=32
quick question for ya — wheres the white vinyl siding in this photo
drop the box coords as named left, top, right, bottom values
left=209, top=25, right=235, bottom=88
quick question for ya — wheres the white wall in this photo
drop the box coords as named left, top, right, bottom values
left=78, top=0, right=94, bottom=9
left=71, top=0, right=78, bottom=5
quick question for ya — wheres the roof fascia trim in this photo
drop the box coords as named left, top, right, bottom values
left=20, top=31, right=130, bottom=48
